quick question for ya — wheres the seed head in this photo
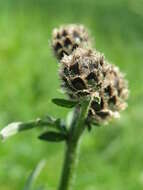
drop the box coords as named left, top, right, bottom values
left=52, top=24, right=91, bottom=61
left=59, top=48, right=129, bottom=124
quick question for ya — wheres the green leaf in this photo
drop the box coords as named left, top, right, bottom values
left=42, top=116, right=67, bottom=133
left=52, top=98, right=78, bottom=108
left=23, top=160, right=46, bottom=190
left=38, top=131, right=66, bottom=142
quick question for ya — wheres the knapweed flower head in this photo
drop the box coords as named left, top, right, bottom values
left=59, top=48, right=129, bottom=124
left=52, top=24, right=91, bottom=61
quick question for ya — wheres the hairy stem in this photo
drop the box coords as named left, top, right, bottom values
left=58, top=100, right=91, bottom=190
left=58, top=138, right=80, bottom=190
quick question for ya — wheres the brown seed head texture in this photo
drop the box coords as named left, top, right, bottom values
left=60, top=48, right=129, bottom=124
left=52, top=24, right=91, bottom=60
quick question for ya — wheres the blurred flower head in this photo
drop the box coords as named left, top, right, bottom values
left=52, top=24, right=91, bottom=60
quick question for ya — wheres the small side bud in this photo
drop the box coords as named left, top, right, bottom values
left=0, top=122, right=22, bottom=141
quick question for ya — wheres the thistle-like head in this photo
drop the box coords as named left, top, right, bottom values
left=59, top=48, right=129, bottom=124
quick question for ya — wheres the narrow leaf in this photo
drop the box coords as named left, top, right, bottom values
left=23, top=159, right=46, bottom=190
left=38, top=131, right=66, bottom=142
left=52, top=98, right=78, bottom=108
left=41, top=116, right=67, bottom=133
left=40, top=115, right=57, bottom=126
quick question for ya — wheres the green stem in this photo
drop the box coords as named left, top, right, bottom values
left=58, top=138, right=80, bottom=190
left=58, top=99, right=91, bottom=190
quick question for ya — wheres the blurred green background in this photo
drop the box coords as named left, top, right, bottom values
left=0, top=0, right=143, bottom=189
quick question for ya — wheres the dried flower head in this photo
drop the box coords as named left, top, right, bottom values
left=59, top=48, right=129, bottom=124
left=52, top=24, right=91, bottom=61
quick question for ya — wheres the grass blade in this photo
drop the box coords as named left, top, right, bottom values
left=23, top=160, right=46, bottom=190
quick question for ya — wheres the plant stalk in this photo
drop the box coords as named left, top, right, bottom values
left=58, top=137, right=81, bottom=190
left=58, top=99, right=91, bottom=190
